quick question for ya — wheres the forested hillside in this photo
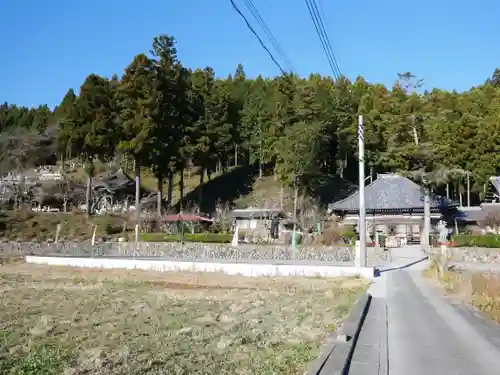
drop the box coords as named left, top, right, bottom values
left=2, top=33, right=500, bottom=213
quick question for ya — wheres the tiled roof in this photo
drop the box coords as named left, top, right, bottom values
left=456, top=207, right=484, bottom=222
left=489, top=177, right=500, bottom=198
left=329, top=173, right=456, bottom=212
left=230, top=208, right=284, bottom=219
left=162, top=214, right=213, bottom=223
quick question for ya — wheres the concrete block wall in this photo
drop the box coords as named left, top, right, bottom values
left=0, top=242, right=356, bottom=262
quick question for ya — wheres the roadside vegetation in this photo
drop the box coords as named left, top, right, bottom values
left=0, top=205, right=357, bottom=245
left=425, top=262, right=500, bottom=322
left=452, top=234, right=500, bottom=248
left=0, top=264, right=367, bottom=375
left=139, top=232, right=232, bottom=243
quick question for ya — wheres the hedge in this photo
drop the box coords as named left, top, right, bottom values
left=140, top=232, right=233, bottom=243
left=452, top=234, right=500, bottom=248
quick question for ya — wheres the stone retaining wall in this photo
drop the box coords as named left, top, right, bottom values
left=0, top=242, right=355, bottom=262
left=450, top=247, right=500, bottom=263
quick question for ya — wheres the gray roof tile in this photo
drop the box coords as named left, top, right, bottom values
left=489, top=177, right=500, bottom=197
left=329, top=173, right=455, bottom=211
left=456, top=207, right=485, bottom=222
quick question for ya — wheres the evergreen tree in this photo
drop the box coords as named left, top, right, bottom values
left=118, top=53, right=158, bottom=226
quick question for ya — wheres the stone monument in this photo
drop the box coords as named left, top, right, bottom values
left=437, top=220, right=448, bottom=244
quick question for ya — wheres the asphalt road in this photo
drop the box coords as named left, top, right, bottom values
left=387, top=269, right=500, bottom=375
left=346, top=246, right=500, bottom=375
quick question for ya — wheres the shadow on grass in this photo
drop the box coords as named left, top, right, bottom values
left=172, top=164, right=357, bottom=214
left=308, top=173, right=358, bottom=206
left=173, top=163, right=273, bottom=213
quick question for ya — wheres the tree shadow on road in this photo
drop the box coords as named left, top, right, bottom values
left=374, top=256, right=429, bottom=277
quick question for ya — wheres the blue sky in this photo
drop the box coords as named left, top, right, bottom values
left=1, top=0, right=499, bottom=108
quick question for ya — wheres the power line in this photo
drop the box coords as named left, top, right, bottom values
left=243, top=0, right=293, bottom=72
left=304, top=0, right=338, bottom=78
left=317, top=0, right=339, bottom=73
left=230, top=0, right=286, bottom=75
left=311, top=0, right=341, bottom=77
left=242, top=0, right=294, bottom=72
left=305, top=0, right=340, bottom=78
left=304, top=0, right=341, bottom=79
left=317, top=0, right=328, bottom=24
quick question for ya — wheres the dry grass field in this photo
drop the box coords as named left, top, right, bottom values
left=0, top=264, right=367, bottom=375
left=425, top=264, right=500, bottom=323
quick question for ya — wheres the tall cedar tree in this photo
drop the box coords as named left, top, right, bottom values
left=118, top=54, right=158, bottom=226
left=149, top=35, right=190, bottom=217
left=61, top=74, right=116, bottom=216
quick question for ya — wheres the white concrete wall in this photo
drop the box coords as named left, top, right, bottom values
left=25, top=256, right=375, bottom=279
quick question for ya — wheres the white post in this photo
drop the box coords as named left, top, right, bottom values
left=467, top=172, right=471, bottom=207
left=91, top=225, right=97, bottom=246
left=423, top=188, right=430, bottom=251
left=357, top=115, right=367, bottom=268
left=134, top=224, right=139, bottom=243
left=232, top=225, right=239, bottom=247
left=291, top=175, right=298, bottom=249
left=55, top=223, right=61, bottom=244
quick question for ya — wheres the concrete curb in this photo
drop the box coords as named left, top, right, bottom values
left=306, top=292, right=372, bottom=375
left=305, top=332, right=338, bottom=375
left=24, top=256, right=375, bottom=279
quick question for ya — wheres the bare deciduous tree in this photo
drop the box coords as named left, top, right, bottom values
left=56, top=177, right=77, bottom=213
left=212, top=200, right=233, bottom=233
left=478, top=210, right=500, bottom=234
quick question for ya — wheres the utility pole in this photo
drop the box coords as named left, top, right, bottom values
left=410, top=113, right=429, bottom=250
left=466, top=171, right=471, bottom=207
left=291, top=174, right=298, bottom=249
left=357, top=115, right=367, bottom=268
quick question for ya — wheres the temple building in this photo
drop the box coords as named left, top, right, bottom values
left=328, top=173, right=457, bottom=245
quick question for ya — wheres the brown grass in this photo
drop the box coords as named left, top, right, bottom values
left=67, top=163, right=228, bottom=207
left=425, top=264, right=500, bottom=323
left=0, top=210, right=132, bottom=241
left=0, top=265, right=368, bottom=375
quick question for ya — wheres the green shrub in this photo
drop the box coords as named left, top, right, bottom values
left=430, top=234, right=440, bottom=247
left=452, top=234, right=500, bottom=248
left=340, top=227, right=356, bottom=244
left=105, top=224, right=122, bottom=235
left=140, top=232, right=233, bottom=243
left=140, top=232, right=167, bottom=242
